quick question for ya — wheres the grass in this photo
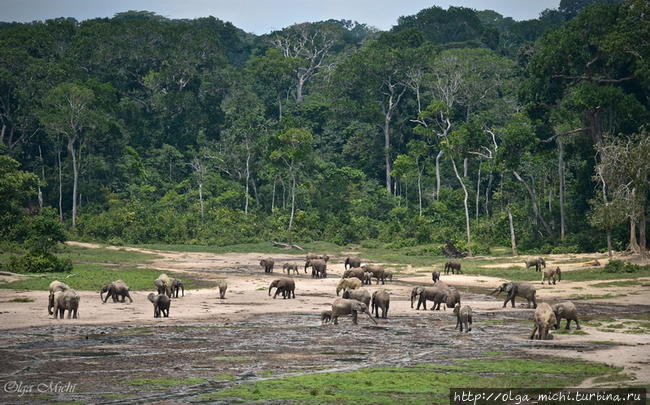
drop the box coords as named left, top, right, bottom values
left=214, top=374, right=236, bottom=381
left=553, top=329, right=589, bottom=335
left=200, top=357, right=620, bottom=404
left=590, top=280, right=640, bottom=288
left=125, top=377, right=206, bottom=387
left=136, top=241, right=343, bottom=256
left=9, top=297, right=34, bottom=302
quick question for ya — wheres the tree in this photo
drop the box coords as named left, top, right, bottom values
left=0, top=154, right=38, bottom=241
left=25, top=207, right=67, bottom=254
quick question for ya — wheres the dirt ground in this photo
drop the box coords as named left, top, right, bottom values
left=0, top=243, right=649, bottom=403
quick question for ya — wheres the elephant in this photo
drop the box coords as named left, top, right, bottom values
left=530, top=303, right=556, bottom=340
left=342, top=268, right=365, bottom=281
left=283, top=262, right=301, bottom=275
left=147, top=293, right=170, bottom=318
left=330, top=298, right=377, bottom=325
left=336, top=277, right=362, bottom=296
left=491, top=282, right=537, bottom=308
left=306, top=259, right=327, bottom=278
left=268, top=278, right=296, bottom=299
left=432, top=270, right=440, bottom=284
left=454, top=304, right=472, bottom=332
left=48, top=280, right=70, bottom=315
left=216, top=279, right=228, bottom=299
left=442, top=287, right=461, bottom=309
left=342, top=288, right=371, bottom=307
left=50, top=289, right=80, bottom=319
left=304, top=253, right=329, bottom=272
left=100, top=280, right=132, bottom=303
left=525, top=257, right=546, bottom=272
left=552, top=301, right=581, bottom=330
left=371, top=289, right=390, bottom=319
left=444, top=261, right=462, bottom=274
left=321, top=310, right=332, bottom=324
left=170, top=278, right=184, bottom=298
left=412, top=286, right=448, bottom=310
left=542, top=267, right=562, bottom=285
left=362, top=265, right=386, bottom=285
left=362, top=272, right=372, bottom=285
left=344, top=257, right=361, bottom=270
left=154, top=274, right=172, bottom=297
left=260, top=258, right=275, bottom=273
left=384, top=269, right=394, bottom=281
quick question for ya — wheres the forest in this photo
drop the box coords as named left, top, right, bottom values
left=1, top=0, right=648, bottom=262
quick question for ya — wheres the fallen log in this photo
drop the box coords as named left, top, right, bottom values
left=272, top=241, right=305, bottom=251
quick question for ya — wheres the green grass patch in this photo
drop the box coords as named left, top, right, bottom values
left=260, top=370, right=276, bottom=376
left=553, top=329, right=588, bottom=335
left=590, top=280, right=640, bottom=288
left=126, top=377, right=205, bottom=387
left=9, top=297, right=34, bottom=302
left=214, top=374, right=236, bottom=381
left=201, top=357, right=619, bottom=404
left=137, top=241, right=343, bottom=257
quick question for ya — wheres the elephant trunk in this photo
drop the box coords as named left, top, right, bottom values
left=181, top=285, right=184, bottom=297
left=48, top=294, right=54, bottom=315
left=100, top=290, right=105, bottom=302
left=365, top=311, right=378, bottom=324
left=489, top=287, right=501, bottom=296
left=268, top=284, right=274, bottom=296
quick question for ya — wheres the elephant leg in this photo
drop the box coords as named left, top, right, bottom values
left=529, top=325, right=538, bottom=339
left=333, top=315, right=339, bottom=325
left=352, top=311, right=358, bottom=325
left=575, top=319, right=581, bottom=330
left=565, top=319, right=571, bottom=330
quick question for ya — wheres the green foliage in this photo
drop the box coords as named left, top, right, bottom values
left=603, top=260, right=645, bottom=273
left=25, top=207, right=67, bottom=254
left=6, top=252, right=72, bottom=273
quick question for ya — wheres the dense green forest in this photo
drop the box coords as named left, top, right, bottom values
left=1, top=0, right=648, bottom=258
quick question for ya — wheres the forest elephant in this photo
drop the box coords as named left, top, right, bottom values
left=330, top=298, right=377, bottom=325
left=444, top=261, right=462, bottom=274
left=336, top=277, right=362, bottom=296
left=525, top=257, right=546, bottom=272
left=100, top=280, right=132, bottom=303
left=442, top=287, right=461, bottom=309
left=48, top=280, right=70, bottom=315
left=362, top=265, right=386, bottom=285
left=344, top=257, right=361, bottom=270
left=383, top=269, right=394, bottom=281
left=362, top=272, right=372, bottom=285
left=306, top=259, right=327, bottom=278
left=147, top=293, right=170, bottom=318
left=342, top=267, right=365, bottom=281
left=216, top=279, right=228, bottom=299
left=51, top=289, right=80, bottom=319
left=283, top=262, right=301, bottom=275
left=320, top=310, right=332, bottom=324
left=530, top=303, right=556, bottom=340
left=268, top=278, right=296, bottom=299
left=542, top=267, right=561, bottom=285
left=371, top=289, right=390, bottom=319
left=260, top=258, right=275, bottom=273
left=491, top=281, right=537, bottom=308
left=304, top=253, right=329, bottom=272
left=342, top=288, right=371, bottom=306
left=552, top=301, right=581, bottom=330
left=454, top=304, right=472, bottom=332
left=431, top=270, right=440, bottom=284
left=411, top=286, right=448, bottom=310
left=154, top=274, right=173, bottom=297
left=170, top=278, right=184, bottom=298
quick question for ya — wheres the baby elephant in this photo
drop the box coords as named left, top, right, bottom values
left=542, top=267, right=561, bottom=285
left=530, top=303, right=556, bottom=340
left=148, top=293, right=170, bottom=318
left=283, top=262, right=301, bottom=275
left=320, top=310, right=332, bottom=324
left=268, top=278, right=296, bottom=299
left=431, top=270, right=440, bottom=284
left=216, top=279, right=228, bottom=299
left=454, top=304, right=472, bottom=332
left=170, top=278, right=184, bottom=298
left=552, top=301, right=580, bottom=330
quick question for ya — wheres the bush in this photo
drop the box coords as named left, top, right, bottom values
left=7, top=252, right=73, bottom=273
left=551, top=245, right=580, bottom=254
left=603, top=260, right=641, bottom=273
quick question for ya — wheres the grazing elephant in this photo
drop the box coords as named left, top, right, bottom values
left=336, top=277, right=362, bottom=296
left=525, top=257, right=546, bottom=272
left=170, top=278, right=184, bottom=298
left=552, top=301, right=581, bottom=330
left=283, top=262, right=301, bottom=275
left=342, top=288, right=371, bottom=306
left=362, top=265, right=386, bottom=285
left=371, top=290, right=390, bottom=319
left=530, top=303, right=556, bottom=340
left=154, top=274, right=173, bottom=297
left=491, top=282, right=537, bottom=308
left=330, top=298, right=377, bottom=325
left=442, top=287, right=461, bottom=309
left=306, top=259, right=327, bottom=278
left=48, top=280, right=70, bottom=315
left=432, top=270, right=440, bottom=284
left=344, top=257, right=361, bottom=270
left=454, top=304, right=472, bottom=332
left=216, top=279, right=228, bottom=299
left=101, top=280, right=132, bottom=303
left=342, top=268, right=365, bottom=281
left=321, top=310, right=332, bottom=324
left=268, top=278, right=296, bottom=299
left=542, top=267, right=562, bottom=285
left=260, top=258, right=275, bottom=273
left=412, top=286, right=448, bottom=310
left=147, top=293, right=170, bottom=318
left=51, top=289, right=80, bottom=319
left=444, top=261, right=462, bottom=274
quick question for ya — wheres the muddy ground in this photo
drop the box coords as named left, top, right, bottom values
left=0, top=243, right=649, bottom=404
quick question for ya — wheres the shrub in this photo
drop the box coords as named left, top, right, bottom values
left=603, top=260, right=640, bottom=273
left=551, top=245, right=580, bottom=254
left=6, top=252, right=73, bottom=273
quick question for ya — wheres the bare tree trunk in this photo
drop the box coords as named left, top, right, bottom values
left=57, top=145, right=63, bottom=221
left=277, top=94, right=282, bottom=120
left=271, top=178, right=276, bottom=214
left=244, top=151, right=250, bottom=215
left=558, top=140, right=567, bottom=240
left=67, top=137, right=78, bottom=228
left=296, top=77, right=305, bottom=103
left=198, top=181, right=204, bottom=221
left=630, top=218, right=640, bottom=253
left=435, top=150, right=443, bottom=200
left=417, top=170, right=422, bottom=217
left=640, top=209, right=647, bottom=259
left=288, top=172, right=296, bottom=246
left=475, top=162, right=481, bottom=219
left=507, top=207, right=518, bottom=256
left=37, top=145, right=44, bottom=212
left=383, top=117, right=392, bottom=194
left=451, top=158, right=472, bottom=256
left=607, top=231, right=613, bottom=259
left=484, top=172, right=493, bottom=216
left=513, top=170, right=553, bottom=237
left=463, top=157, right=468, bottom=178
